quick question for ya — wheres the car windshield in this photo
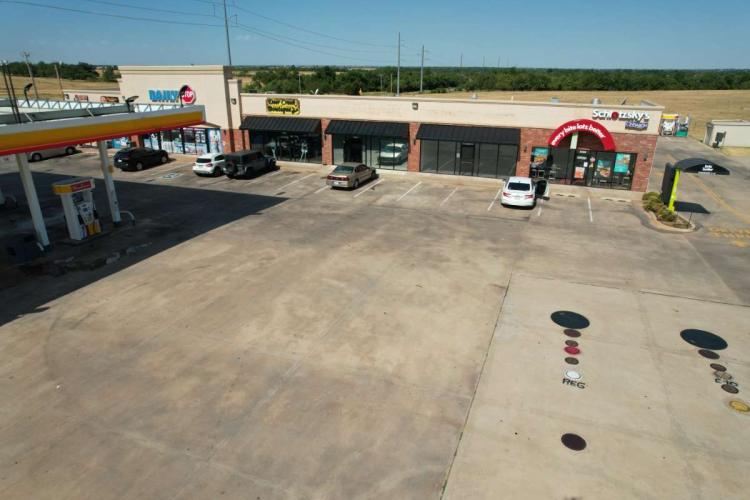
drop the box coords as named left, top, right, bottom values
left=507, top=182, right=531, bottom=191
left=196, top=158, right=212, bottom=164
left=333, top=166, right=354, bottom=174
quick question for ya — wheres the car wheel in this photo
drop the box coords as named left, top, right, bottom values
left=161, top=155, right=168, bottom=164
left=31, top=153, right=42, bottom=162
left=65, top=147, right=75, bottom=155
left=353, top=179, right=360, bottom=190
left=135, top=162, right=143, bottom=171
left=213, top=167, right=221, bottom=176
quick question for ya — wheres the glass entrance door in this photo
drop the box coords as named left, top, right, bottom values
left=343, top=136, right=363, bottom=163
left=459, top=143, right=475, bottom=175
left=572, top=150, right=590, bottom=186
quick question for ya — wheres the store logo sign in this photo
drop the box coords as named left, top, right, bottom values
left=266, top=97, right=300, bottom=115
left=548, top=119, right=617, bottom=151
left=593, top=109, right=650, bottom=123
left=148, top=85, right=196, bottom=104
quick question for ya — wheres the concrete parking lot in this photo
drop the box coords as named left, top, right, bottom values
left=0, top=141, right=748, bottom=499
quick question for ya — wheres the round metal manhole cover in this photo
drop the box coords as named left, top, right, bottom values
left=551, top=311, right=590, bottom=329
left=729, top=400, right=750, bottom=413
left=698, top=349, right=720, bottom=360
left=680, top=329, right=728, bottom=350
left=564, top=329, right=581, bottom=338
left=565, top=370, right=582, bottom=380
left=722, top=384, right=739, bottom=394
left=711, top=363, right=727, bottom=372
left=565, top=340, right=579, bottom=347
left=564, top=346, right=581, bottom=355
left=565, top=357, right=579, bottom=365
left=561, top=433, right=587, bottom=451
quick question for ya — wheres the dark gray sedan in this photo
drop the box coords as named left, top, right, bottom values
left=326, top=162, right=377, bottom=189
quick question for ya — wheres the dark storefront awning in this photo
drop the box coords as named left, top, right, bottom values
left=241, top=116, right=320, bottom=134
left=673, top=157, right=731, bottom=175
left=417, top=124, right=520, bottom=145
left=325, top=120, right=409, bottom=138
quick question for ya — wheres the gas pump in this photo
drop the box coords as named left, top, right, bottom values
left=52, top=178, right=102, bottom=241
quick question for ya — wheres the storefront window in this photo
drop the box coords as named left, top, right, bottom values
left=255, top=132, right=322, bottom=163
left=331, top=135, right=408, bottom=169
left=421, top=140, right=516, bottom=179
left=499, top=145, right=519, bottom=177
left=420, top=140, right=438, bottom=173
left=531, top=145, right=636, bottom=189
left=477, top=143, right=499, bottom=178
left=141, top=127, right=221, bottom=156
left=437, top=141, right=456, bottom=175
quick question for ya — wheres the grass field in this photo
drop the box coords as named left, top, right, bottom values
left=403, top=89, right=750, bottom=143
left=0, top=76, right=118, bottom=100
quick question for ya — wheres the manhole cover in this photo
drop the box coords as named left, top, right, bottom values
left=729, top=400, right=749, bottom=413
left=711, top=363, right=727, bottom=372
left=565, top=370, right=582, bottom=380
left=722, top=384, right=739, bottom=394
left=565, top=346, right=581, bottom=355
left=561, top=433, right=587, bottom=451
left=565, top=357, right=579, bottom=365
left=698, top=349, right=720, bottom=360
left=551, top=311, right=590, bottom=329
left=564, top=329, right=581, bottom=338
left=565, top=340, right=579, bottom=347
left=680, top=329, right=728, bottom=350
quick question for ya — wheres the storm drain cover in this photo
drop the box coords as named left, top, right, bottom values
left=565, top=346, right=581, bottom=355
left=729, top=400, right=749, bottom=413
left=564, top=329, right=582, bottom=338
left=551, top=311, right=590, bottom=329
left=711, top=363, right=727, bottom=372
left=680, top=329, right=728, bottom=350
left=561, top=433, right=587, bottom=451
left=565, top=357, right=579, bottom=365
left=565, top=340, right=579, bottom=347
left=565, top=370, right=582, bottom=380
left=698, top=349, right=720, bottom=360
left=722, top=384, right=740, bottom=394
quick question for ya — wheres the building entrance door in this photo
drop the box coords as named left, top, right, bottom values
left=459, top=143, right=475, bottom=175
left=572, top=150, right=590, bottom=186
left=343, top=136, right=363, bottom=163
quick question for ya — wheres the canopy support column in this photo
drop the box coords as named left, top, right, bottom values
left=97, top=140, right=121, bottom=226
left=15, top=153, right=50, bottom=250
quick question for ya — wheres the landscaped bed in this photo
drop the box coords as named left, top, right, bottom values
left=642, top=192, right=692, bottom=229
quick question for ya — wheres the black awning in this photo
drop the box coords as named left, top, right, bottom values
left=416, top=124, right=520, bottom=145
left=672, top=158, right=731, bottom=175
left=325, top=120, right=409, bottom=138
left=240, top=116, right=320, bottom=134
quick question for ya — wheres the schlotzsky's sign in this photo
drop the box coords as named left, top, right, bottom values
left=592, top=109, right=650, bottom=131
left=266, top=97, right=300, bottom=115
left=548, top=119, right=616, bottom=151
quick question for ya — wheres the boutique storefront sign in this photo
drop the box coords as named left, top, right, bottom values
left=266, top=97, right=300, bottom=115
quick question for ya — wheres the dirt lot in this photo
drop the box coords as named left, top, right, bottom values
left=0, top=76, right=118, bottom=100
left=1, top=141, right=749, bottom=499
left=406, top=89, right=750, bottom=143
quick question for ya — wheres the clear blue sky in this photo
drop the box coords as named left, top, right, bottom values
left=0, top=0, right=748, bottom=68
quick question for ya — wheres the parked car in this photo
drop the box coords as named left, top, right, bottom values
left=27, top=146, right=78, bottom=162
left=326, top=162, right=377, bottom=189
left=222, top=150, right=276, bottom=178
left=377, top=143, right=408, bottom=165
left=114, top=147, right=169, bottom=171
left=193, top=152, right=225, bottom=176
left=500, top=176, right=550, bottom=208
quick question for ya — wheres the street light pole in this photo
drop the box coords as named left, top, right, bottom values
left=419, top=45, right=424, bottom=93
left=21, top=51, right=39, bottom=100
left=54, top=61, right=64, bottom=99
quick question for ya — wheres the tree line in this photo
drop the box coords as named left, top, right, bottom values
left=240, top=66, right=750, bottom=95
left=4, top=61, right=117, bottom=82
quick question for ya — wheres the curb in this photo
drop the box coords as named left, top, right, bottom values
left=641, top=207, right=696, bottom=233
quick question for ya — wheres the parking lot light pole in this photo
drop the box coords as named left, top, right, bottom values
left=97, top=140, right=122, bottom=227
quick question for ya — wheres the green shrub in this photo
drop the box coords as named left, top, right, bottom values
left=657, top=207, right=677, bottom=222
left=644, top=198, right=663, bottom=213
left=642, top=191, right=661, bottom=203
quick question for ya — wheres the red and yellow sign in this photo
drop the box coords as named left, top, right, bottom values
left=548, top=119, right=616, bottom=151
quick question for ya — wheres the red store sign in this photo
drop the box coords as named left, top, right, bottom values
left=548, top=119, right=616, bottom=151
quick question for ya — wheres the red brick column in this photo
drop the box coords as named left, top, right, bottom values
left=221, top=129, right=246, bottom=153
left=407, top=122, right=420, bottom=172
left=517, top=127, right=551, bottom=177
left=321, top=118, right=333, bottom=165
left=130, top=135, right=142, bottom=147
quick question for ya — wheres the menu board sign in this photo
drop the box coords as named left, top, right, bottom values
left=614, top=153, right=631, bottom=174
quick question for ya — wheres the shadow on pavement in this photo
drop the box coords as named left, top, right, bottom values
left=0, top=170, right=286, bottom=327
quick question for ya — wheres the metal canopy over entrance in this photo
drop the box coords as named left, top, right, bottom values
left=240, top=116, right=320, bottom=134
left=0, top=105, right=206, bottom=249
left=417, top=123, right=520, bottom=145
left=326, top=120, right=409, bottom=138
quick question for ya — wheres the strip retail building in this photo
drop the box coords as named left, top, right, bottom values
left=66, top=65, right=663, bottom=191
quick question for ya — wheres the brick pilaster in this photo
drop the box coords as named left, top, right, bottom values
left=321, top=118, right=333, bottom=165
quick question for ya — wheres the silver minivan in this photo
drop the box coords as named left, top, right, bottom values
left=27, top=146, right=77, bottom=162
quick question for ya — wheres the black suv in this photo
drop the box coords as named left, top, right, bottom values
left=222, top=150, right=276, bottom=178
left=114, top=147, right=169, bottom=171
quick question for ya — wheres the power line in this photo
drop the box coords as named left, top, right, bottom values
left=79, top=0, right=218, bottom=18
left=0, top=0, right=224, bottom=27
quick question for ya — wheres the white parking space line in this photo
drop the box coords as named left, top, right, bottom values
left=353, top=178, right=383, bottom=198
left=247, top=170, right=282, bottom=185
left=537, top=200, right=543, bottom=216
left=487, top=186, right=503, bottom=211
left=396, top=181, right=422, bottom=202
left=440, top=186, right=458, bottom=207
left=314, top=184, right=329, bottom=194
left=587, top=196, right=594, bottom=223
left=275, top=173, right=314, bottom=191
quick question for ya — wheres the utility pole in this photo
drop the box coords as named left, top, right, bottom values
left=396, top=32, right=401, bottom=97
left=298, top=72, right=302, bottom=94
left=460, top=53, right=463, bottom=68
left=497, top=56, right=500, bottom=68
left=54, top=61, right=64, bottom=98
left=390, top=73, right=393, bottom=95
left=482, top=55, right=485, bottom=68
left=419, top=45, right=424, bottom=93
left=222, top=0, right=233, bottom=68
left=380, top=74, right=383, bottom=94
left=21, top=51, right=39, bottom=100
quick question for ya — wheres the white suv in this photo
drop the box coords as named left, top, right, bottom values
left=500, top=176, right=549, bottom=208
left=193, top=153, right=225, bottom=176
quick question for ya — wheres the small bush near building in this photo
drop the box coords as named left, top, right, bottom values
left=642, top=192, right=689, bottom=228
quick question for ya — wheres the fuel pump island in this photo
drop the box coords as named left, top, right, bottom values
left=52, top=178, right=101, bottom=242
